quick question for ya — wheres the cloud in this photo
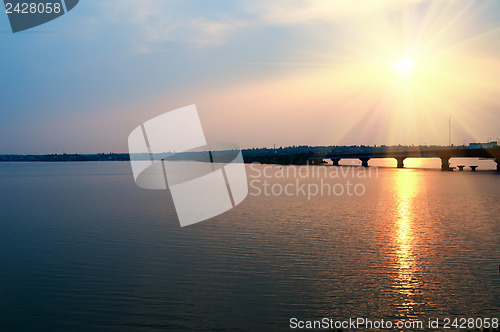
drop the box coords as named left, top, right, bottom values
left=89, top=0, right=418, bottom=53
left=244, top=0, right=426, bottom=25
left=92, top=0, right=245, bottom=53
left=84, top=0, right=428, bottom=54
left=187, top=19, right=240, bottom=45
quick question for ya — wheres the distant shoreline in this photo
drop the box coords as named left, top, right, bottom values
left=0, top=145, right=469, bottom=165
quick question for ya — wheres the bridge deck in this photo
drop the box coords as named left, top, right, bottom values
left=309, top=147, right=500, bottom=160
left=308, top=147, right=500, bottom=170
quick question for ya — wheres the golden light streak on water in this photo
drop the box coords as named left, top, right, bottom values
left=392, top=170, right=422, bottom=317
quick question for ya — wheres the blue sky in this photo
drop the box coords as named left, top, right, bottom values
left=1, top=0, right=500, bottom=154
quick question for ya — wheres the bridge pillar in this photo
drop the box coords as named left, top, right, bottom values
left=395, top=157, right=406, bottom=168
left=496, top=159, right=500, bottom=172
left=331, top=158, right=341, bottom=166
left=440, top=157, right=450, bottom=171
left=360, top=158, right=370, bottom=167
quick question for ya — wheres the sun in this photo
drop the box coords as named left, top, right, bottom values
left=393, top=59, right=416, bottom=76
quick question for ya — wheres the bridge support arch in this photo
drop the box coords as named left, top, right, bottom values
left=440, top=156, right=450, bottom=171
left=360, top=157, right=370, bottom=167
left=331, top=158, right=341, bottom=166
left=395, top=157, right=406, bottom=168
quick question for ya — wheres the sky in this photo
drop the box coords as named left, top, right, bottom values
left=1, top=0, right=500, bottom=154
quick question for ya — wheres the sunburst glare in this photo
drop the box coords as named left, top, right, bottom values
left=229, top=0, right=500, bottom=146
left=393, top=59, right=416, bottom=77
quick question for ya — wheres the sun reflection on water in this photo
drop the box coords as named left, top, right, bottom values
left=392, top=170, right=423, bottom=317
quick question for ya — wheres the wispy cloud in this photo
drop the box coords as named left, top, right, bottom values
left=92, top=0, right=245, bottom=53
left=245, top=0, right=425, bottom=25
left=90, top=0, right=431, bottom=54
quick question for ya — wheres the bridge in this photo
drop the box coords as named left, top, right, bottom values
left=308, top=147, right=500, bottom=171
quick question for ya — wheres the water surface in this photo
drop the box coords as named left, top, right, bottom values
left=0, top=161, right=499, bottom=331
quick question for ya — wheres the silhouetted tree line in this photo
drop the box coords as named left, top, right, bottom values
left=0, top=144, right=466, bottom=165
